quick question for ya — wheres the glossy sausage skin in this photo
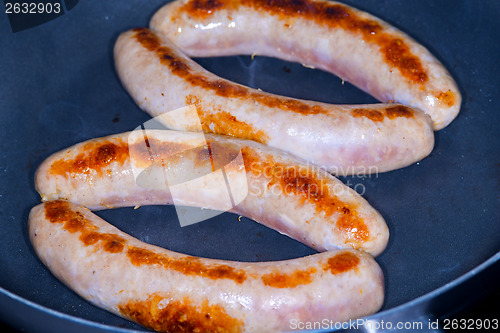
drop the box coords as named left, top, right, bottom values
left=29, top=200, right=385, bottom=333
left=151, top=0, right=461, bottom=130
left=114, top=28, right=434, bottom=175
left=35, top=130, right=389, bottom=256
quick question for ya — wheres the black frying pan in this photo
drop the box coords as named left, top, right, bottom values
left=0, top=0, right=499, bottom=332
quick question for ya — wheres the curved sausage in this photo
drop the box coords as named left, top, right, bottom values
left=34, top=130, right=389, bottom=256
left=114, top=28, right=434, bottom=175
left=29, top=200, right=385, bottom=333
left=150, top=0, right=461, bottom=130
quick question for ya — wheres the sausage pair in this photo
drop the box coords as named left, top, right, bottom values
left=31, top=130, right=387, bottom=332
left=114, top=0, right=460, bottom=175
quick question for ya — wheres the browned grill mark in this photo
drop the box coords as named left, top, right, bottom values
left=201, top=110, right=270, bottom=143
left=133, top=28, right=331, bottom=116
left=436, top=90, right=456, bottom=107
left=186, top=94, right=270, bottom=143
left=323, top=251, right=360, bottom=275
left=178, top=0, right=429, bottom=83
left=241, top=147, right=369, bottom=244
left=44, top=200, right=126, bottom=253
left=182, top=0, right=230, bottom=19
left=127, top=246, right=247, bottom=284
left=206, top=140, right=216, bottom=172
left=385, top=105, right=414, bottom=119
left=351, top=105, right=415, bottom=122
left=48, top=136, right=196, bottom=177
left=49, top=140, right=129, bottom=177
left=351, top=108, right=385, bottom=122
left=261, top=268, right=317, bottom=288
left=119, top=294, right=243, bottom=333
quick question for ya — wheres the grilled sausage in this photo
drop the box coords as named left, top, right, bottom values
left=34, top=130, right=389, bottom=255
left=114, top=28, right=435, bottom=175
left=150, top=0, right=461, bottom=130
left=29, top=200, right=385, bottom=333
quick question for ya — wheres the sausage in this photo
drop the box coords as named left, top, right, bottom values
left=150, top=0, right=461, bottom=130
left=34, top=130, right=389, bottom=256
left=114, top=28, right=435, bottom=175
left=29, top=200, right=385, bottom=333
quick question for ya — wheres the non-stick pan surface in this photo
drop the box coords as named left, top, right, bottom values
left=0, top=0, right=499, bottom=332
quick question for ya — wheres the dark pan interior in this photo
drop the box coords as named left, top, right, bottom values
left=0, top=0, right=499, bottom=331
